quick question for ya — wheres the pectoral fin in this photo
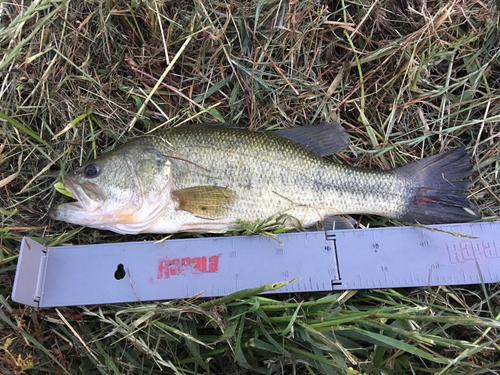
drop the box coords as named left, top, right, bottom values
left=172, top=186, right=236, bottom=219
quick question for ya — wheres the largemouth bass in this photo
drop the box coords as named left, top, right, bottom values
left=50, top=123, right=479, bottom=234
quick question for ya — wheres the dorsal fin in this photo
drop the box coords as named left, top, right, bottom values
left=274, top=122, right=350, bottom=157
left=169, top=122, right=350, bottom=157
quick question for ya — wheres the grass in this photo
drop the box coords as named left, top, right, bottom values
left=1, top=0, right=500, bottom=373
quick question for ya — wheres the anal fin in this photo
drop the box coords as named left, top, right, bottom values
left=305, top=215, right=356, bottom=231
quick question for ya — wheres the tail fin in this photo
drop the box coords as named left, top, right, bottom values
left=395, top=147, right=479, bottom=224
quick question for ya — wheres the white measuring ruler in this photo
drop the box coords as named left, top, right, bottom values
left=12, top=222, right=500, bottom=307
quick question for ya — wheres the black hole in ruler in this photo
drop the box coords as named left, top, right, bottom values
left=114, top=264, right=126, bottom=280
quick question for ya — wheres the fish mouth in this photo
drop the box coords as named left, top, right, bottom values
left=63, top=180, right=84, bottom=209
left=50, top=179, right=104, bottom=222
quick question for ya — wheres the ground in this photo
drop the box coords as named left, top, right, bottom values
left=1, top=0, right=500, bottom=374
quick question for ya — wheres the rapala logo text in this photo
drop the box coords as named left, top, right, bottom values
left=447, top=240, right=500, bottom=263
left=158, top=255, right=219, bottom=278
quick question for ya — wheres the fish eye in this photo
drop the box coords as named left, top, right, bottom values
left=84, top=164, right=100, bottom=178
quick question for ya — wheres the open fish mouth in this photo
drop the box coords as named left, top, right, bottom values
left=50, top=179, right=104, bottom=223
left=59, top=180, right=85, bottom=209
left=62, top=182, right=84, bottom=209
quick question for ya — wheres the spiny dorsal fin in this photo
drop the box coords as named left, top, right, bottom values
left=172, top=186, right=236, bottom=219
left=274, top=122, right=350, bottom=157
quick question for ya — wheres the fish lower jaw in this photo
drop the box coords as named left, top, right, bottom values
left=50, top=200, right=108, bottom=223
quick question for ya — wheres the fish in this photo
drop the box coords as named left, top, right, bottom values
left=49, top=123, right=479, bottom=234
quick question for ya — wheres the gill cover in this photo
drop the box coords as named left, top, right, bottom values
left=50, top=139, right=173, bottom=233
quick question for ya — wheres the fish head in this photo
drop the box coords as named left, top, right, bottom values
left=50, top=139, right=174, bottom=232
